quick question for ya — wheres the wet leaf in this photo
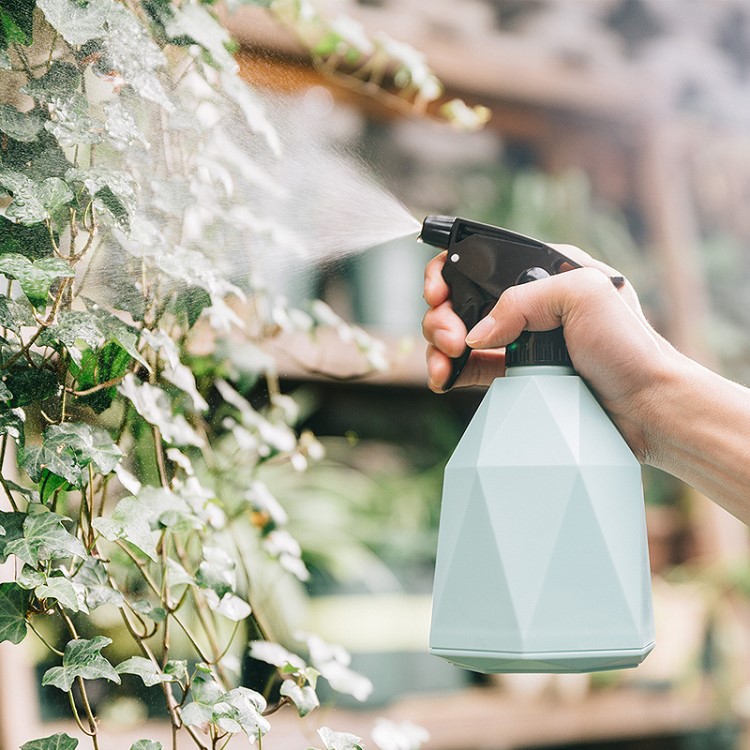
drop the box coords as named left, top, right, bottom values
left=37, top=0, right=109, bottom=46
left=0, top=171, right=74, bottom=227
left=0, top=105, right=45, bottom=143
left=4, top=367, right=58, bottom=407
left=0, top=406, right=25, bottom=449
left=22, top=62, right=82, bottom=103
left=73, top=558, right=124, bottom=610
left=43, top=421, right=122, bottom=475
left=45, top=92, right=103, bottom=147
left=42, top=636, right=120, bottom=692
left=0, top=510, right=25, bottom=563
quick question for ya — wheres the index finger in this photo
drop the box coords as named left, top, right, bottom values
left=424, top=251, right=450, bottom=307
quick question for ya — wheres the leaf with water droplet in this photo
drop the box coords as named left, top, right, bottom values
left=0, top=171, right=73, bottom=227
left=22, top=62, right=82, bottom=103
left=36, top=0, right=109, bottom=46
left=4, top=510, right=87, bottom=566
left=73, top=557, right=124, bottom=610
left=166, top=4, right=237, bottom=72
left=0, top=511, right=25, bottom=564
left=45, top=92, right=103, bottom=147
left=43, top=421, right=122, bottom=476
left=0, top=105, right=44, bottom=143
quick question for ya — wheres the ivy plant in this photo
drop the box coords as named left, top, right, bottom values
left=0, top=0, right=474, bottom=748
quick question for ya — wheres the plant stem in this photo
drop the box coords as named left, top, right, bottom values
left=27, top=618, right=65, bottom=657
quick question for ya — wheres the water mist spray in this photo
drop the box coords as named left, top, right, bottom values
left=421, top=216, right=655, bottom=673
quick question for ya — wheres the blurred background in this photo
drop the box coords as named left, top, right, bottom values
left=7, top=0, right=750, bottom=748
left=228, top=0, right=750, bottom=747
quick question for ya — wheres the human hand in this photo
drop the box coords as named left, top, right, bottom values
left=422, top=243, right=679, bottom=462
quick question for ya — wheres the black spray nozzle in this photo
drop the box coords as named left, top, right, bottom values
left=419, top=215, right=455, bottom=249
left=420, top=216, right=580, bottom=388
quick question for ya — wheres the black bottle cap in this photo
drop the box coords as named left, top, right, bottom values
left=505, top=267, right=573, bottom=369
left=505, top=328, right=573, bottom=368
left=420, top=215, right=455, bottom=250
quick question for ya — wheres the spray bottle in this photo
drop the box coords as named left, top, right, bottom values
left=420, top=216, right=655, bottom=673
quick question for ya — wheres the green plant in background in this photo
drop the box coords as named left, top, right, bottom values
left=0, top=0, right=486, bottom=748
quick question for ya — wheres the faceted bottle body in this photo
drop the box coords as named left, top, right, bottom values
left=429, top=367, right=655, bottom=673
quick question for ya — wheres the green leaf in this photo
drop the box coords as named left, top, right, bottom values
left=44, top=422, right=122, bottom=475
left=92, top=496, right=157, bottom=561
left=164, top=659, right=188, bottom=683
left=22, top=62, right=82, bottom=103
left=116, top=656, right=175, bottom=687
left=45, top=92, right=103, bottom=147
left=36, top=575, right=88, bottom=613
left=41, top=310, right=103, bottom=367
left=0, top=581, right=29, bottom=644
left=0, top=105, right=45, bottom=143
left=129, top=743, right=161, bottom=750
left=72, top=341, right=131, bottom=413
left=0, top=218, right=55, bottom=260
left=36, top=0, right=109, bottom=46
left=181, top=670, right=224, bottom=727
left=65, top=167, right=136, bottom=230
left=73, top=557, right=124, bottom=610
left=21, top=442, right=82, bottom=488
left=211, top=687, right=270, bottom=738
left=42, top=636, right=120, bottom=692
left=5, top=510, right=86, bottom=566
left=98, top=1, right=172, bottom=109
left=204, top=590, right=251, bottom=622
left=16, top=565, right=45, bottom=590
left=0, top=8, right=30, bottom=47
left=0, top=406, right=25, bottom=449
left=0, top=510, right=26, bottom=563
left=119, top=374, right=203, bottom=447
left=20, top=734, right=79, bottom=750
left=4, top=366, right=59, bottom=407
left=0, top=253, right=74, bottom=306
left=85, top=303, right=147, bottom=367
left=0, top=0, right=34, bottom=38
left=0, top=171, right=73, bottom=227
left=280, top=680, right=319, bottom=717
left=195, top=546, right=236, bottom=598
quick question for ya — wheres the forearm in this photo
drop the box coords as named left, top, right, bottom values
left=644, top=353, right=750, bottom=525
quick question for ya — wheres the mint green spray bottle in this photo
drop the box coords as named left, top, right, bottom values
left=421, top=216, right=655, bottom=673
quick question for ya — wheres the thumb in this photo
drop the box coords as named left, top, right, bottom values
left=465, top=267, right=614, bottom=349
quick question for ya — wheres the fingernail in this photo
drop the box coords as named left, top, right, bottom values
left=610, top=275, right=625, bottom=289
left=466, top=315, right=495, bottom=345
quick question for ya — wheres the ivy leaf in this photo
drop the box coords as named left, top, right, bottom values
left=164, top=659, right=188, bottom=683
left=43, top=422, right=122, bottom=475
left=0, top=406, right=25, bottom=449
left=203, top=590, right=252, bottom=622
left=0, top=582, right=29, bottom=644
left=22, top=62, right=82, bottom=103
left=16, top=565, right=46, bottom=590
left=41, top=310, right=102, bottom=367
left=317, top=728, right=364, bottom=750
left=0, top=253, right=74, bottom=307
left=0, top=218, right=55, bottom=260
left=36, top=0, right=109, bottom=46
left=65, top=168, right=136, bottom=232
left=5, top=510, right=87, bottom=566
left=98, top=0, right=173, bottom=110
left=21, top=444, right=81, bottom=488
left=93, top=496, right=158, bottom=562
left=0, top=510, right=25, bottom=563
left=0, top=7, right=30, bottom=47
left=181, top=670, right=224, bottom=727
left=129, top=743, right=161, bottom=750
left=119, top=375, right=203, bottom=447
left=0, top=0, right=34, bottom=41
left=45, top=92, right=103, bottom=147
left=211, top=688, right=270, bottom=739
left=116, top=656, right=175, bottom=687
left=0, top=105, right=45, bottom=143
left=195, top=546, right=236, bottom=598
left=42, top=636, right=120, bottom=692
left=0, top=172, right=73, bottom=227
left=165, top=4, right=236, bottom=72
left=20, top=735, right=79, bottom=750
left=280, top=680, right=319, bottom=717
left=104, top=98, right=149, bottom=151
left=73, top=558, right=124, bottom=610
left=5, top=367, right=59, bottom=408
left=85, top=303, right=147, bottom=368
left=36, top=575, right=88, bottom=614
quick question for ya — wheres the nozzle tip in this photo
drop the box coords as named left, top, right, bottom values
left=420, top=215, right=455, bottom=249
